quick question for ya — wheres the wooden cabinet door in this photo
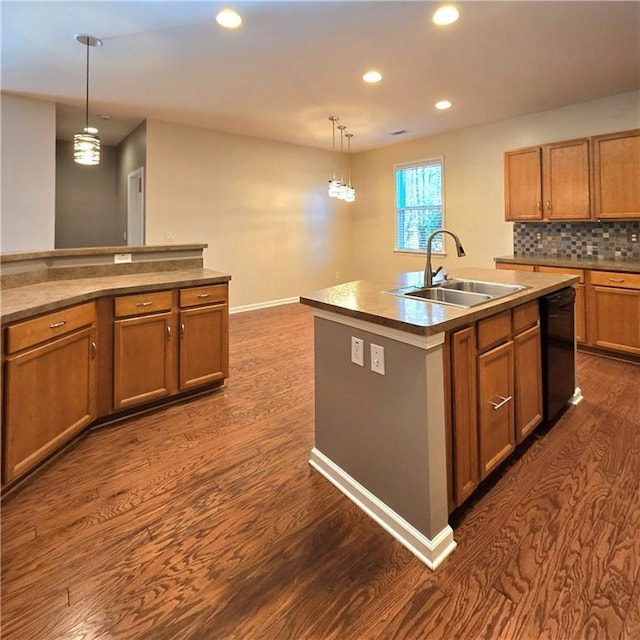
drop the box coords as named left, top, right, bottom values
left=3, top=327, right=97, bottom=483
left=589, top=286, right=640, bottom=355
left=450, top=326, right=479, bottom=507
left=504, top=147, right=543, bottom=221
left=179, top=303, right=229, bottom=390
left=592, top=129, right=640, bottom=219
left=113, top=311, right=176, bottom=410
left=542, top=139, right=591, bottom=220
left=513, top=325, right=543, bottom=443
left=574, top=284, right=586, bottom=344
left=478, top=341, right=515, bottom=479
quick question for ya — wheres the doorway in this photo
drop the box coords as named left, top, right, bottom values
left=127, top=167, right=145, bottom=246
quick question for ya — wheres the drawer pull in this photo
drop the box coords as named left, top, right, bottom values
left=197, top=293, right=211, bottom=299
left=49, top=321, right=66, bottom=329
left=136, top=301, right=153, bottom=307
left=607, top=278, right=625, bottom=283
left=490, top=395, right=512, bottom=410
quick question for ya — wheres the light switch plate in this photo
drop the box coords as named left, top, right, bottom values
left=370, top=343, right=385, bottom=375
left=351, top=337, right=364, bottom=366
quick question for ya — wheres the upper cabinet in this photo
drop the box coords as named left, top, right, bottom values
left=505, top=139, right=590, bottom=221
left=592, top=129, right=640, bottom=219
left=504, top=129, right=640, bottom=222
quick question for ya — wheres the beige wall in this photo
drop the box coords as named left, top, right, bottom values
left=145, top=119, right=352, bottom=308
left=350, top=91, right=640, bottom=280
left=1, top=93, right=56, bottom=252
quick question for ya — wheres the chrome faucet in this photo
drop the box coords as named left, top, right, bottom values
left=424, top=229, right=466, bottom=287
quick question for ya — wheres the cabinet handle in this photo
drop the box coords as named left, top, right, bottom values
left=136, top=301, right=153, bottom=307
left=91, top=341, right=97, bottom=359
left=546, top=200, right=551, bottom=212
left=50, top=320, right=66, bottom=329
left=180, top=322, right=185, bottom=338
left=537, top=201, right=542, bottom=212
left=166, top=325, right=171, bottom=341
left=197, top=293, right=211, bottom=299
left=489, top=395, right=512, bottom=410
left=607, top=278, right=625, bottom=283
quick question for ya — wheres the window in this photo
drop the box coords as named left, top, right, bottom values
left=395, top=157, right=444, bottom=253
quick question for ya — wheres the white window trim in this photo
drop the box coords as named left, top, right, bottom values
left=394, top=156, right=445, bottom=255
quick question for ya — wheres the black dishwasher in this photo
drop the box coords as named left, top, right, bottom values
left=540, top=287, right=576, bottom=423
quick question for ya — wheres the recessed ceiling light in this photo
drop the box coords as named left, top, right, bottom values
left=433, top=5, right=459, bottom=26
left=216, top=9, right=242, bottom=29
left=435, top=100, right=452, bottom=110
left=363, top=70, right=382, bottom=84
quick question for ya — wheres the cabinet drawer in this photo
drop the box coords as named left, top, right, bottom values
left=114, top=291, right=173, bottom=318
left=536, top=265, right=585, bottom=284
left=179, top=284, right=227, bottom=308
left=5, top=302, right=96, bottom=354
left=512, top=301, right=539, bottom=334
left=477, top=310, right=512, bottom=352
left=590, top=271, right=640, bottom=290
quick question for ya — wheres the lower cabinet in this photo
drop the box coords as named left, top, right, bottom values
left=113, top=284, right=229, bottom=410
left=588, top=270, right=640, bottom=356
left=447, top=300, right=542, bottom=509
left=3, top=303, right=97, bottom=483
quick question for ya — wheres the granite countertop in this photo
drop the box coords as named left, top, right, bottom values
left=495, top=255, right=640, bottom=274
left=299, top=268, right=578, bottom=337
left=1, top=268, right=231, bottom=324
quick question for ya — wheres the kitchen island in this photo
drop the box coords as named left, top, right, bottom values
left=300, top=267, right=579, bottom=569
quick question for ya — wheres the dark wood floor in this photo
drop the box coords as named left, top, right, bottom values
left=2, top=303, right=639, bottom=640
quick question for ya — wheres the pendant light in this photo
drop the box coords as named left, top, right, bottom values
left=336, top=125, right=349, bottom=200
left=345, top=133, right=356, bottom=203
left=73, top=34, right=102, bottom=166
left=327, top=116, right=342, bottom=197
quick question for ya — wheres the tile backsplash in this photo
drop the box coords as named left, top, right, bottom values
left=514, top=221, right=640, bottom=261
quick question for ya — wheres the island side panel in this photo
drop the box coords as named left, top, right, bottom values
left=312, top=316, right=448, bottom=541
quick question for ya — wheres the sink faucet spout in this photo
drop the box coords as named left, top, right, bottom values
left=424, top=228, right=466, bottom=287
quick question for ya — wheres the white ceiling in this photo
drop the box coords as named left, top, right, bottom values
left=2, top=1, right=639, bottom=151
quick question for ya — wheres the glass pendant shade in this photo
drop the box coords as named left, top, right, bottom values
left=345, top=186, right=356, bottom=203
left=74, top=128, right=101, bottom=165
left=328, top=178, right=342, bottom=197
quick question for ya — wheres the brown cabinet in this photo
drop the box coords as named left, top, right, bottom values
left=587, top=270, right=640, bottom=356
left=592, top=129, right=640, bottom=219
left=113, top=291, right=176, bottom=410
left=505, top=139, right=591, bottom=221
left=447, top=301, right=542, bottom=509
left=3, top=303, right=97, bottom=483
left=179, top=285, right=229, bottom=390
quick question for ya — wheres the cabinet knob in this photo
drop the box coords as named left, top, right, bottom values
left=489, top=395, right=512, bottom=410
left=546, top=200, right=551, bottom=212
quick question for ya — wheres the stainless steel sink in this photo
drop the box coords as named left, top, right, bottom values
left=385, top=279, right=529, bottom=308
left=440, top=279, right=528, bottom=297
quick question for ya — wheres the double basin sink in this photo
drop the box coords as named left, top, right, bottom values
left=387, top=279, right=529, bottom=308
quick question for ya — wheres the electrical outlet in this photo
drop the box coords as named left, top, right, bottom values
left=114, top=253, right=132, bottom=264
left=632, top=233, right=638, bottom=243
left=351, top=337, right=364, bottom=366
left=370, top=344, right=385, bottom=375
left=165, top=232, right=176, bottom=242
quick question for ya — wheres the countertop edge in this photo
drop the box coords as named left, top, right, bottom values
left=494, top=255, right=640, bottom=274
left=1, top=270, right=231, bottom=325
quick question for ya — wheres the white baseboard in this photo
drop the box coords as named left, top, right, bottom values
left=230, top=297, right=299, bottom=314
left=309, top=448, right=457, bottom=570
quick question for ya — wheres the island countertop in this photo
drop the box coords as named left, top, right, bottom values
left=1, top=268, right=231, bottom=325
left=299, top=267, right=578, bottom=337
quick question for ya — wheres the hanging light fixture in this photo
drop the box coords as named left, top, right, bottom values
left=327, top=116, right=342, bottom=197
left=345, top=133, right=356, bottom=203
left=73, top=34, right=102, bottom=166
left=336, top=125, right=349, bottom=200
